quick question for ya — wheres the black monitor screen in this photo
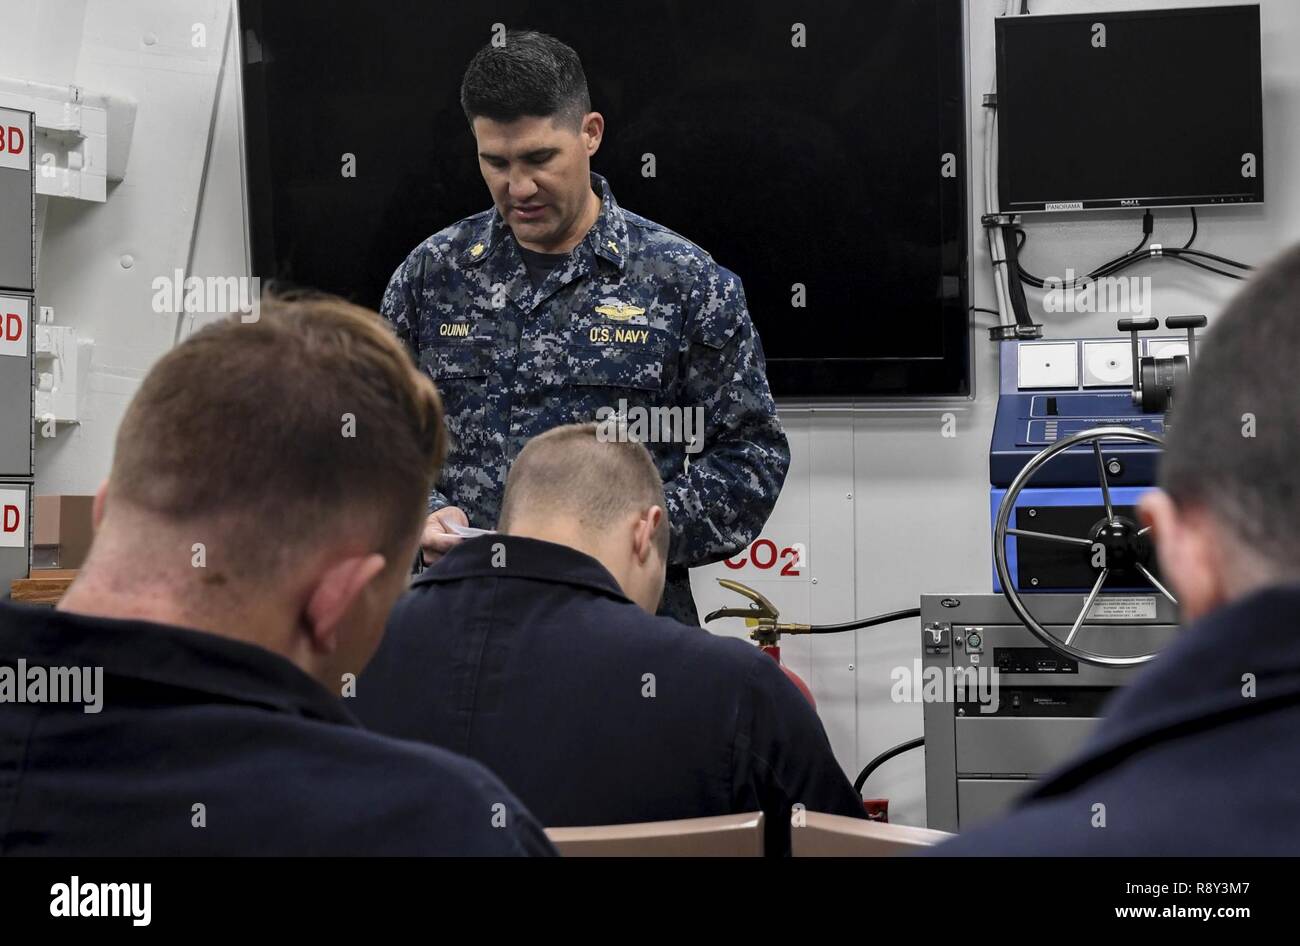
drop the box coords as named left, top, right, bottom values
left=996, top=5, right=1263, bottom=212
left=239, top=0, right=969, bottom=397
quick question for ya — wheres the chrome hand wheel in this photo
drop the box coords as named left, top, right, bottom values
left=994, top=426, right=1174, bottom=668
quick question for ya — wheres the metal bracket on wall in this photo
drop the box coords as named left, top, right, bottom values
left=0, top=77, right=137, bottom=202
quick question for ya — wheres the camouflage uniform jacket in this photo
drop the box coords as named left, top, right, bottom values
left=381, top=172, right=789, bottom=624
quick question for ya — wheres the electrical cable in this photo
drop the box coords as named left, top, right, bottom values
left=1134, top=210, right=1155, bottom=254
left=1183, top=207, right=1198, bottom=249
left=982, top=1, right=1029, bottom=333
left=1167, top=245, right=1253, bottom=269
left=855, top=737, right=925, bottom=794
left=984, top=95, right=1012, bottom=329
left=1014, top=218, right=1254, bottom=289
left=1016, top=213, right=1152, bottom=288
left=1165, top=253, right=1247, bottom=280
left=1000, top=218, right=1037, bottom=329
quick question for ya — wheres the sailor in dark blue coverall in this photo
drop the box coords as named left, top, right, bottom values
left=0, top=295, right=552, bottom=856
left=353, top=424, right=865, bottom=856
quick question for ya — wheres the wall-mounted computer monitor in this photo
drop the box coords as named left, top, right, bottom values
left=996, top=4, right=1263, bottom=214
left=239, top=0, right=969, bottom=397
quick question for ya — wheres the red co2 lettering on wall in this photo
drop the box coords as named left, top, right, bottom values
left=724, top=538, right=807, bottom=576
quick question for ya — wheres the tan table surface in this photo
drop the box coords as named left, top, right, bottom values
left=10, top=569, right=78, bottom=606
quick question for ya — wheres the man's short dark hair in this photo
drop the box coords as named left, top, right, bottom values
left=109, top=291, right=447, bottom=581
left=1159, top=242, right=1300, bottom=576
left=460, top=30, right=590, bottom=130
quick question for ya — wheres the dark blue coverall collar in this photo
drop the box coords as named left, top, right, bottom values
left=415, top=533, right=635, bottom=606
left=0, top=600, right=357, bottom=726
left=1029, top=582, right=1300, bottom=797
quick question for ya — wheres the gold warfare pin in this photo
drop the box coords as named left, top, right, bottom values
left=595, top=304, right=646, bottom=322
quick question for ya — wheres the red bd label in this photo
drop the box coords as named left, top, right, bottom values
left=0, top=108, right=30, bottom=171
left=0, top=490, right=25, bottom=549
left=0, top=296, right=28, bottom=358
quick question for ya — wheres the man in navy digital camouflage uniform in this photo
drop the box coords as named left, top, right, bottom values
left=381, top=30, right=789, bottom=624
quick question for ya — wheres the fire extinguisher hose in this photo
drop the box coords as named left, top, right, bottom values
left=805, top=607, right=921, bottom=634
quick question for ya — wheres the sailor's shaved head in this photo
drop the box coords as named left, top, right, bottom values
left=498, top=422, right=670, bottom=558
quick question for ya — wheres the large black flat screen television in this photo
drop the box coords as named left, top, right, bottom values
left=239, top=0, right=970, bottom=397
left=996, top=4, right=1264, bottom=213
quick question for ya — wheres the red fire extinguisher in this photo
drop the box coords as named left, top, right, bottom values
left=757, top=642, right=816, bottom=709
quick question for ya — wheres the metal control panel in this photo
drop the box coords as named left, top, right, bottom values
left=991, top=338, right=1180, bottom=487
left=989, top=330, right=1202, bottom=596
left=921, top=593, right=1178, bottom=833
